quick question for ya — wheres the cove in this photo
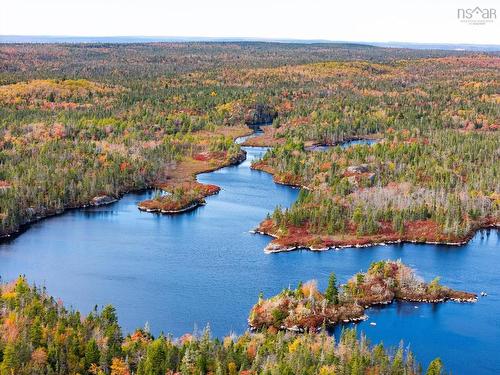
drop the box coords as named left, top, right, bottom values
left=0, top=145, right=498, bottom=374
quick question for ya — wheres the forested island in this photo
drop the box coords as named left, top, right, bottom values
left=249, top=260, right=476, bottom=332
left=0, top=276, right=446, bottom=375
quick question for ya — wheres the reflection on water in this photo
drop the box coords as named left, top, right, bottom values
left=81, top=209, right=117, bottom=219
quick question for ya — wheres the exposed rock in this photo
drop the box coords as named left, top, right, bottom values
left=244, top=104, right=277, bottom=127
left=248, top=260, right=476, bottom=332
left=90, top=195, right=117, bottom=206
left=347, top=172, right=375, bottom=186
left=346, top=164, right=369, bottom=174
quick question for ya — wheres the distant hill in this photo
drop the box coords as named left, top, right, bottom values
left=1, top=35, right=498, bottom=51
left=369, top=41, right=500, bottom=52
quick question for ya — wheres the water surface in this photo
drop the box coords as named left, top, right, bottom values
left=305, top=138, right=378, bottom=151
left=0, top=145, right=498, bottom=374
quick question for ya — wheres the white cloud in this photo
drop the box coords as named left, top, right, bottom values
left=0, top=0, right=498, bottom=44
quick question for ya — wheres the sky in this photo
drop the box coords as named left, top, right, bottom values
left=0, top=0, right=498, bottom=44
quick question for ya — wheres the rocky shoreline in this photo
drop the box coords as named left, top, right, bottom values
left=249, top=292, right=479, bottom=333
left=254, top=220, right=499, bottom=254
left=1, top=127, right=252, bottom=241
left=250, top=161, right=311, bottom=190
left=138, top=200, right=205, bottom=214
left=248, top=260, right=477, bottom=333
left=242, top=127, right=381, bottom=148
left=0, top=189, right=143, bottom=242
left=137, top=183, right=220, bottom=214
left=248, top=134, right=499, bottom=254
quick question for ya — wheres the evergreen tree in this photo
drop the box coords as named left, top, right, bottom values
left=85, top=339, right=100, bottom=370
left=426, top=358, right=443, bottom=375
left=1, top=342, right=20, bottom=375
left=325, top=272, right=339, bottom=304
left=30, top=316, right=43, bottom=348
left=138, top=338, right=168, bottom=375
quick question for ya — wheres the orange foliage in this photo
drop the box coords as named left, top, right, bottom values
left=119, top=162, right=130, bottom=172
left=2, top=312, right=20, bottom=343
left=111, top=358, right=130, bottom=375
left=31, top=348, right=48, bottom=367
left=0, top=79, right=123, bottom=109
left=246, top=343, right=257, bottom=360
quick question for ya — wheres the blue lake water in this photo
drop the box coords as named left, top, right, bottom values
left=305, top=138, right=378, bottom=151
left=0, top=145, right=498, bottom=374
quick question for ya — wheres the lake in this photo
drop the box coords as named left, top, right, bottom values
left=0, top=144, right=498, bottom=374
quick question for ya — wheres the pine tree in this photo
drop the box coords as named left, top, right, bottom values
left=325, top=272, right=339, bottom=304
left=30, top=316, right=43, bottom=348
left=1, top=342, right=20, bottom=375
left=85, top=339, right=101, bottom=370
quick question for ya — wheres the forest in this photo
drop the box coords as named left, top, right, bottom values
left=0, top=44, right=498, bottom=241
left=246, top=57, right=499, bottom=249
left=256, top=128, right=498, bottom=250
left=0, top=276, right=445, bottom=375
left=0, top=41, right=498, bottom=374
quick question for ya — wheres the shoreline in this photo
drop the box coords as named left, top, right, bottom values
left=248, top=260, right=478, bottom=333
left=137, top=144, right=248, bottom=215
left=0, top=126, right=254, bottom=242
left=247, top=260, right=478, bottom=332
left=254, top=222, right=499, bottom=254
left=249, top=293, right=479, bottom=333
left=250, top=156, right=499, bottom=253
left=0, top=186, right=152, bottom=243
left=138, top=200, right=205, bottom=214
left=242, top=131, right=382, bottom=148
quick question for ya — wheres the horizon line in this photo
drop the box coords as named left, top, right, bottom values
left=1, top=35, right=499, bottom=50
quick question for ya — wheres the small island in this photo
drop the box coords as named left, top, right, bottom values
left=249, top=260, right=476, bottom=332
left=138, top=182, right=221, bottom=213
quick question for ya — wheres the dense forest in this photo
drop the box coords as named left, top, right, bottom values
left=0, top=42, right=497, bottom=374
left=0, top=44, right=498, bottom=240
left=0, top=276, right=445, bottom=375
left=0, top=42, right=474, bottom=84
left=256, top=128, right=498, bottom=250
left=245, top=57, right=499, bottom=249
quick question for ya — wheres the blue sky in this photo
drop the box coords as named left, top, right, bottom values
left=1, top=0, right=498, bottom=44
